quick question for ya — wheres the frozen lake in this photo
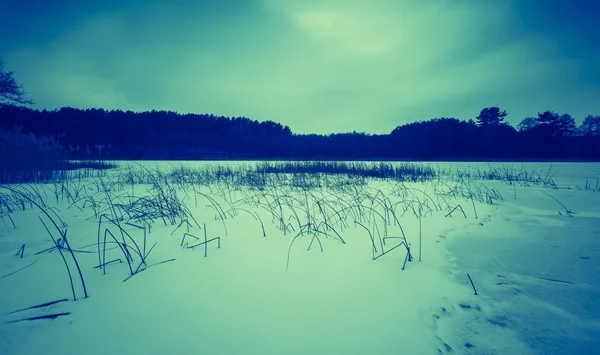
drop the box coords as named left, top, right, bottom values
left=1, top=160, right=599, bottom=354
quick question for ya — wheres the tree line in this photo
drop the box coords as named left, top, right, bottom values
left=1, top=104, right=599, bottom=160
left=1, top=58, right=599, bottom=161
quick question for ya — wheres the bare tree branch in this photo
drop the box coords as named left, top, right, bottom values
left=0, top=58, right=33, bottom=106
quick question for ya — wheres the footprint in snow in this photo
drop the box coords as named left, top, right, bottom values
left=459, top=303, right=482, bottom=312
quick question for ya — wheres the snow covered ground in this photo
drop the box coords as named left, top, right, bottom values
left=443, top=184, right=600, bottom=354
left=0, top=162, right=598, bottom=354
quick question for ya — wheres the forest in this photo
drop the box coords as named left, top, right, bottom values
left=1, top=57, right=599, bottom=161
left=1, top=104, right=599, bottom=161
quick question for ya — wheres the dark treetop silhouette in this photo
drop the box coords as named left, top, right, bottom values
left=0, top=59, right=32, bottom=106
left=1, top=105, right=599, bottom=161
left=0, top=58, right=598, bottom=161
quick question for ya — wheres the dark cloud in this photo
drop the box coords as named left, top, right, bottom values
left=1, top=0, right=598, bottom=134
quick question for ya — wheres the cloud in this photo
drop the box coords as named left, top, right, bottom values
left=256, top=0, right=572, bottom=131
left=3, top=0, right=599, bottom=134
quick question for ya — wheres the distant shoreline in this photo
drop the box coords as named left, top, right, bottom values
left=94, top=157, right=600, bottom=163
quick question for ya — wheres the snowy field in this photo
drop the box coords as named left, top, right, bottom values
left=0, top=161, right=599, bottom=355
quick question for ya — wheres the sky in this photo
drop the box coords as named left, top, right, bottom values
left=1, top=0, right=599, bottom=134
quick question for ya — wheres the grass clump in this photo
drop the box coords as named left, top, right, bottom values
left=120, top=161, right=436, bottom=190
left=255, top=161, right=437, bottom=182
left=450, top=164, right=558, bottom=188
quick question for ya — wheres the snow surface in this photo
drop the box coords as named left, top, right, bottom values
left=0, top=162, right=598, bottom=355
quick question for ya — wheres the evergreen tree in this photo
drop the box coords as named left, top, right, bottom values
left=476, top=107, right=507, bottom=126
